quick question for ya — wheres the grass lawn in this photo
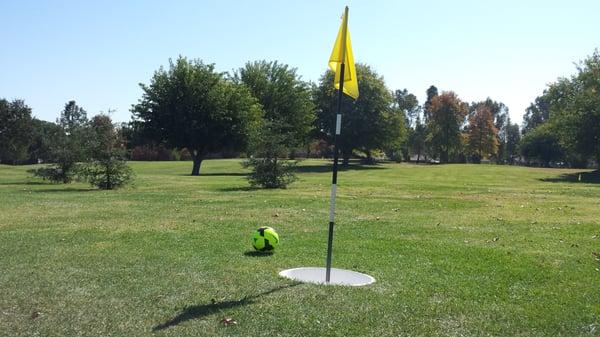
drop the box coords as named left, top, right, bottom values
left=1, top=160, right=599, bottom=337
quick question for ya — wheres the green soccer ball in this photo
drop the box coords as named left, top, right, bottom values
left=252, top=226, right=279, bottom=252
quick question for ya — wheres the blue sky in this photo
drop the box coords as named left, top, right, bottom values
left=1, top=0, right=599, bottom=125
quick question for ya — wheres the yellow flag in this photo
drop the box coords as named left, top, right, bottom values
left=328, top=6, right=359, bottom=99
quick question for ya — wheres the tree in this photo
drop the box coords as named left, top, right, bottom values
left=236, top=60, right=315, bottom=151
left=0, top=99, right=33, bottom=164
left=27, top=119, right=63, bottom=164
left=409, top=115, right=427, bottom=163
left=79, top=114, right=134, bottom=189
left=132, top=57, right=263, bottom=175
left=59, top=101, right=88, bottom=136
left=469, top=98, right=508, bottom=163
left=465, top=106, right=499, bottom=163
left=394, top=89, right=420, bottom=126
left=553, top=51, right=600, bottom=168
left=522, top=96, right=550, bottom=135
left=236, top=61, right=314, bottom=188
left=313, top=63, right=405, bottom=165
left=524, top=50, right=600, bottom=168
left=426, top=91, right=468, bottom=163
left=242, top=125, right=298, bottom=188
left=520, top=123, right=564, bottom=167
left=504, top=118, right=521, bottom=164
left=423, top=85, right=439, bottom=120
left=31, top=101, right=88, bottom=183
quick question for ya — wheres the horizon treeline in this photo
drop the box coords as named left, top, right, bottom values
left=1, top=50, right=599, bottom=170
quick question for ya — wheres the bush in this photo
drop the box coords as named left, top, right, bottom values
left=29, top=163, right=79, bottom=184
left=80, top=114, right=134, bottom=190
left=243, top=157, right=297, bottom=188
left=79, top=160, right=134, bottom=190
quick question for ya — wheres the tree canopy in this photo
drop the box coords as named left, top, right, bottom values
left=0, top=99, right=33, bottom=164
left=522, top=50, right=600, bottom=168
left=425, top=91, right=468, bottom=163
left=465, top=106, right=499, bottom=162
left=236, top=60, right=314, bottom=151
left=313, top=63, right=406, bottom=164
left=132, top=57, right=263, bottom=175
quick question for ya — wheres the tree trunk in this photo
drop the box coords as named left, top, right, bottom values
left=191, top=149, right=205, bottom=176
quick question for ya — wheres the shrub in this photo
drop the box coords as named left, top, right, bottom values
left=243, top=157, right=297, bottom=189
left=79, top=159, right=134, bottom=190
left=29, top=163, right=79, bottom=184
left=80, top=114, right=134, bottom=190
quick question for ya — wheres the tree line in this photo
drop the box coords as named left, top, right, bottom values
left=1, top=51, right=598, bottom=185
left=0, top=100, right=132, bottom=189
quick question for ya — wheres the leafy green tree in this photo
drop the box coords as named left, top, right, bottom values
left=31, top=101, right=88, bottom=183
left=552, top=51, right=600, bottom=168
left=520, top=123, right=564, bottom=167
left=426, top=91, right=468, bottom=163
left=314, top=63, right=405, bottom=165
left=79, top=114, right=133, bottom=189
left=524, top=50, right=600, bottom=168
left=59, top=101, right=88, bottom=136
left=0, top=99, right=33, bottom=164
left=465, top=106, right=498, bottom=163
left=522, top=96, right=550, bottom=135
left=409, top=115, right=427, bottom=163
left=504, top=118, right=521, bottom=164
left=423, top=85, right=439, bottom=120
left=28, top=119, right=63, bottom=164
left=236, top=60, right=314, bottom=151
left=242, top=121, right=298, bottom=188
left=132, top=57, right=263, bottom=175
left=236, top=61, right=314, bottom=188
left=394, top=89, right=420, bottom=126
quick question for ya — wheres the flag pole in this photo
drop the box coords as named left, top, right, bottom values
left=326, top=6, right=349, bottom=283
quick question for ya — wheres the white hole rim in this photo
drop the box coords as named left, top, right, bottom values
left=279, top=267, right=376, bottom=287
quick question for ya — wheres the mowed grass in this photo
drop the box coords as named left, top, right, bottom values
left=1, top=160, right=599, bottom=337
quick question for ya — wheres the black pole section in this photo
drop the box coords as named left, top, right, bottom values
left=325, top=63, right=345, bottom=283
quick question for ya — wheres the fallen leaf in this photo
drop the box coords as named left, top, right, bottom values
left=220, top=317, right=237, bottom=326
left=593, top=252, right=600, bottom=261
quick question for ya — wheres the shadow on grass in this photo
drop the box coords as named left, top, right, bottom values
left=178, top=173, right=248, bottom=177
left=243, top=250, right=274, bottom=257
left=32, top=188, right=96, bottom=193
left=295, top=163, right=386, bottom=174
left=0, top=181, right=52, bottom=186
left=152, top=282, right=300, bottom=331
left=540, top=170, right=600, bottom=184
left=216, top=186, right=259, bottom=192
